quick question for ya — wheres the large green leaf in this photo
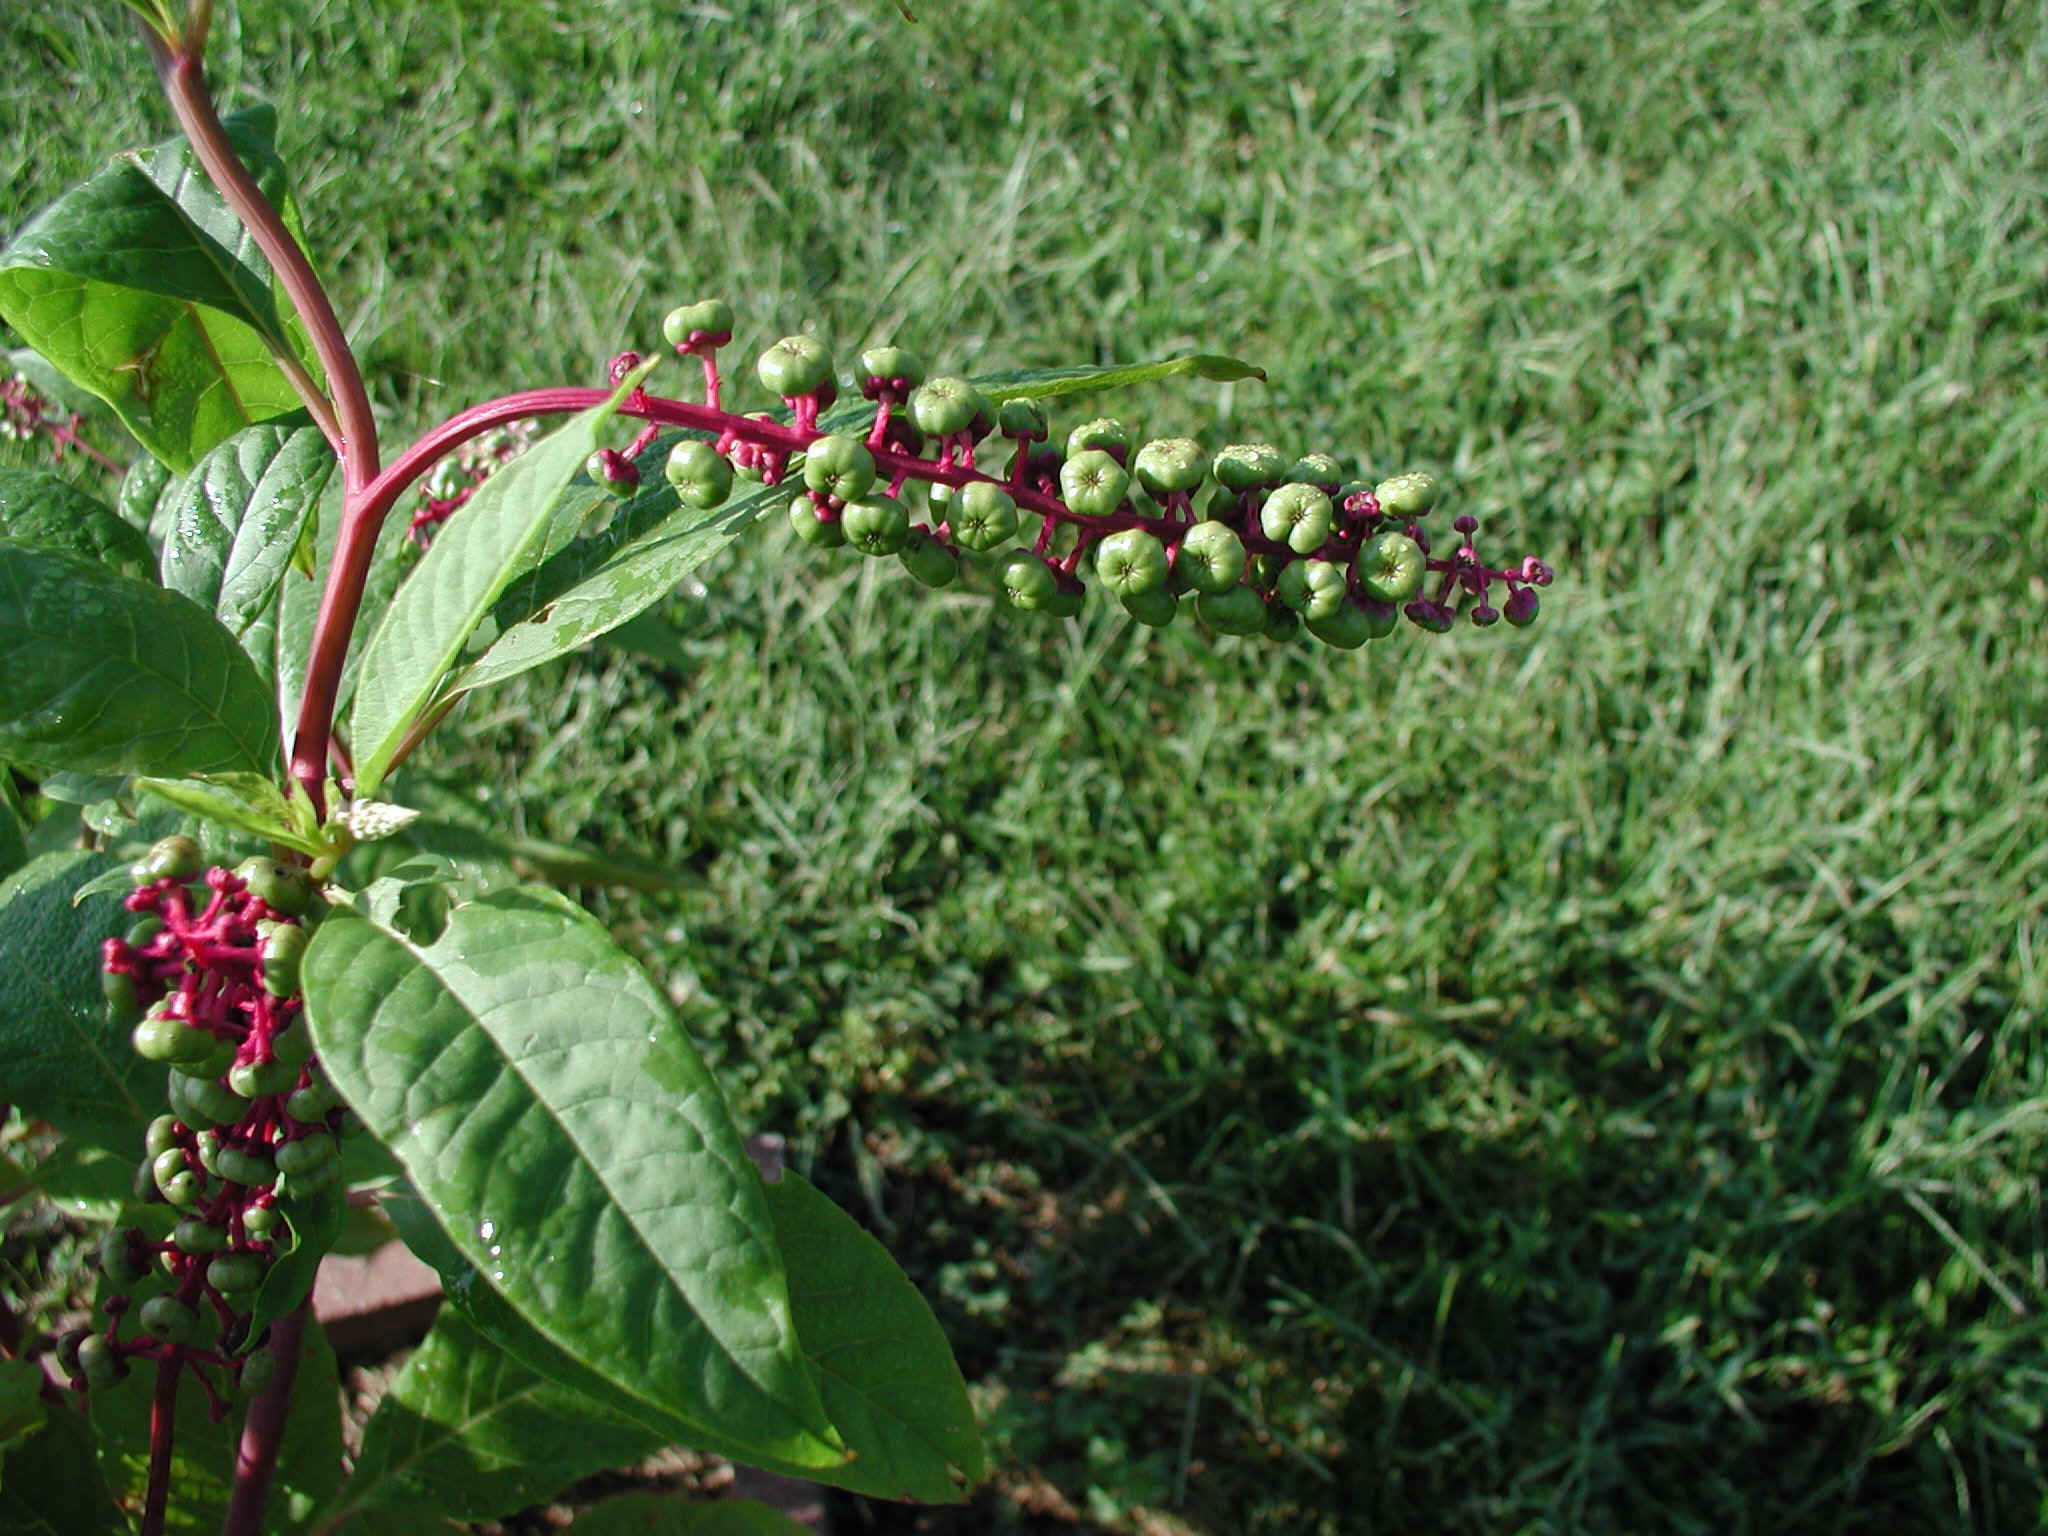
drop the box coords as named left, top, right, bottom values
left=763, top=1173, right=986, bottom=1500
left=117, top=454, right=181, bottom=549
left=0, top=541, right=280, bottom=777
left=91, top=1315, right=342, bottom=1536
left=0, top=469, right=154, bottom=581
left=313, top=1306, right=669, bottom=1524
left=0, top=849, right=162, bottom=1151
left=347, top=371, right=650, bottom=797
left=567, top=1492, right=818, bottom=1535
left=299, top=886, right=844, bottom=1470
left=0, top=1394, right=122, bottom=1535
left=158, top=415, right=331, bottom=644
left=973, top=352, right=1266, bottom=402
left=0, top=109, right=321, bottom=474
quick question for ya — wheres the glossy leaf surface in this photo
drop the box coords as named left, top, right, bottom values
left=347, top=371, right=650, bottom=796
left=0, top=849, right=162, bottom=1153
left=0, top=109, right=319, bottom=473
left=158, top=416, right=331, bottom=642
left=315, top=1306, right=668, bottom=1522
left=0, top=469, right=154, bottom=581
left=300, top=886, right=843, bottom=1469
left=0, top=542, right=280, bottom=777
left=568, top=1492, right=818, bottom=1535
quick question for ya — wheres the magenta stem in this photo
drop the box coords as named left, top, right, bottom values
left=221, top=1302, right=309, bottom=1536
left=140, top=1357, right=180, bottom=1536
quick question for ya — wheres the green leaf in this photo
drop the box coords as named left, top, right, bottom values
left=0, top=109, right=322, bottom=474
left=347, top=367, right=654, bottom=797
left=566, top=1492, right=818, bottom=1536
left=314, top=1307, right=669, bottom=1523
left=117, top=454, right=180, bottom=549
left=244, top=1183, right=345, bottom=1346
left=0, top=767, right=25, bottom=881
left=973, top=353, right=1266, bottom=402
left=0, top=1396, right=123, bottom=1535
left=0, top=1357, right=46, bottom=1467
left=133, top=771, right=320, bottom=854
left=0, top=849, right=162, bottom=1153
left=158, top=415, right=332, bottom=644
left=0, top=542, right=281, bottom=778
left=763, top=1173, right=987, bottom=1500
left=92, top=1315, right=342, bottom=1535
left=299, top=886, right=844, bottom=1470
left=0, top=469, right=155, bottom=581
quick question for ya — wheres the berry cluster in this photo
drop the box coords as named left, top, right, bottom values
left=567, top=301, right=1553, bottom=647
left=63, top=838, right=343, bottom=1404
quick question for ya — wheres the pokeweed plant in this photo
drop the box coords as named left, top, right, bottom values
left=0, top=2, right=1554, bottom=1533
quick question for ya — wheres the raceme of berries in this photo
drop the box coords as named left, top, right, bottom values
left=69, top=838, right=345, bottom=1406
left=478, top=302, right=1555, bottom=647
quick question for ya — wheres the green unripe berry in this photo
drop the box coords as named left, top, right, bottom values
left=801, top=433, right=877, bottom=503
left=583, top=449, right=637, bottom=498
left=1259, top=484, right=1334, bottom=555
left=153, top=1148, right=202, bottom=1205
left=661, top=299, right=734, bottom=347
left=1175, top=521, right=1246, bottom=595
left=102, top=967, right=141, bottom=1020
left=1212, top=443, right=1287, bottom=493
left=125, top=914, right=163, bottom=949
left=168, top=1071, right=249, bottom=1128
left=145, top=1114, right=182, bottom=1159
left=999, top=550, right=1062, bottom=612
left=1120, top=586, right=1180, bottom=628
left=1286, top=453, right=1344, bottom=491
left=1374, top=470, right=1439, bottom=517
left=787, top=496, right=848, bottom=549
left=241, top=1204, right=283, bottom=1242
left=1306, top=601, right=1375, bottom=649
left=1356, top=530, right=1427, bottom=604
left=239, top=1346, right=276, bottom=1394
left=1276, top=558, right=1348, bottom=620
left=1065, top=417, right=1132, bottom=464
left=234, top=858, right=316, bottom=918
left=1263, top=602, right=1301, bottom=641
left=858, top=345, right=925, bottom=392
left=98, top=1229, right=148, bottom=1284
left=132, top=1010, right=222, bottom=1068
left=192, top=1127, right=223, bottom=1178
left=756, top=334, right=833, bottom=397
left=284, top=1076, right=340, bottom=1124
left=274, top=1135, right=339, bottom=1178
left=78, top=1333, right=125, bottom=1391
left=269, top=1018, right=315, bottom=1069
left=138, top=1296, right=207, bottom=1348
left=206, top=1253, right=267, bottom=1295
left=228, top=1058, right=300, bottom=1101
left=949, top=481, right=1020, bottom=551
left=997, top=398, right=1049, bottom=441
left=171, top=1034, right=238, bottom=1081
left=173, top=1217, right=230, bottom=1255
left=1046, top=585, right=1084, bottom=619
left=1094, top=528, right=1170, bottom=597
left=257, top=922, right=307, bottom=998
left=213, top=1143, right=277, bottom=1188
left=840, top=496, right=911, bottom=557
left=132, top=835, right=203, bottom=885
left=281, top=1153, right=340, bottom=1195
left=1132, top=437, right=1208, bottom=498
left=1360, top=598, right=1399, bottom=639
left=1060, top=449, right=1131, bottom=517
left=664, top=440, right=735, bottom=510
left=909, top=376, right=989, bottom=438
left=898, top=528, right=959, bottom=588
left=1196, top=584, right=1267, bottom=636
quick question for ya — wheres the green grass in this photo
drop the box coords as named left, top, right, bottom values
left=6, top=0, right=2048, bottom=1530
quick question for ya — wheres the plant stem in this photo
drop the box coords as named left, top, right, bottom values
left=221, top=1301, right=310, bottom=1536
left=141, top=1357, right=180, bottom=1536
left=143, top=29, right=378, bottom=496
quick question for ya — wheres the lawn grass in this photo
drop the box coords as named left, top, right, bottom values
left=5, top=0, right=2047, bottom=1530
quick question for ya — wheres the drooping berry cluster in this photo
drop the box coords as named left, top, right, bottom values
left=63, top=838, right=345, bottom=1404
left=560, top=301, right=1554, bottom=648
